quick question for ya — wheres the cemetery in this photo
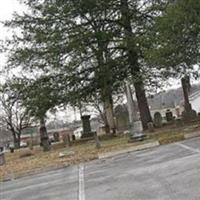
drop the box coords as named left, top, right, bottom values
left=0, top=0, right=200, bottom=199
left=1, top=105, right=200, bottom=181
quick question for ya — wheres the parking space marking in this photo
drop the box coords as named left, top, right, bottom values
left=79, top=164, right=85, bottom=200
left=176, top=143, right=200, bottom=153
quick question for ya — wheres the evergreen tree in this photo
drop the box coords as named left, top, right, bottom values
left=145, top=0, right=200, bottom=114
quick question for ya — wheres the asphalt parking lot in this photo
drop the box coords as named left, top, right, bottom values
left=1, top=137, right=200, bottom=200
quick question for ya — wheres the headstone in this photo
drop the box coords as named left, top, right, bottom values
left=175, top=106, right=181, bottom=118
left=175, top=118, right=184, bottom=127
left=53, top=132, right=60, bottom=142
left=129, top=121, right=145, bottom=142
left=93, top=132, right=101, bottom=149
left=81, top=115, right=93, bottom=138
left=165, top=109, right=174, bottom=122
left=0, top=152, right=5, bottom=166
left=182, top=109, right=197, bottom=121
left=62, top=133, right=71, bottom=147
left=125, top=83, right=145, bottom=142
left=72, top=134, right=76, bottom=141
left=10, top=147, right=14, bottom=153
left=198, top=112, right=200, bottom=121
left=147, top=122, right=154, bottom=132
left=114, top=105, right=129, bottom=132
left=28, top=140, right=34, bottom=150
left=154, top=112, right=162, bottom=128
left=0, top=145, right=3, bottom=152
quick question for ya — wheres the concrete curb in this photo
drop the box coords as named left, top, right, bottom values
left=1, top=164, right=70, bottom=182
left=184, top=131, right=200, bottom=139
left=98, top=141, right=160, bottom=159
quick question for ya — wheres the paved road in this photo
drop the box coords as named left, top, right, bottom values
left=1, top=137, right=200, bottom=200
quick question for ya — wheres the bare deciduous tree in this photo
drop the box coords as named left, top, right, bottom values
left=0, top=88, right=34, bottom=148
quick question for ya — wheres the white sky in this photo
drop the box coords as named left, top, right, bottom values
left=0, top=0, right=25, bottom=40
left=0, top=0, right=25, bottom=73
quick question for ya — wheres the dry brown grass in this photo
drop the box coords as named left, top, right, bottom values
left=1, top=123, right=199, bottom=181
left=0, top=135, right=145, bottom=181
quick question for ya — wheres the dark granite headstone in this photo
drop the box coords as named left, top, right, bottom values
left=0, top=152, right=5, bottom=166
left=154, top=112, right=162, bottom=128
left=81, top=115, right=93, bottom=138
left=72, top=134, right=76, bottom=141
left=166, top=109, right=174, bottom=122
left=182, top=109, right=197, bottom=121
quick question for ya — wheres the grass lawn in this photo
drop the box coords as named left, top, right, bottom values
left=0, top=135, right=145, bottom=181
left=0, top=123, right=200, bottom=181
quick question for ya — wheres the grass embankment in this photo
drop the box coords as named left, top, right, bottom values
left=0, top=135, right=147, bottom=181
left=0, top=123, right=199, bottom=181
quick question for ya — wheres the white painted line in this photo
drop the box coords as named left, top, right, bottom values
left=176, top=143, right=200, bottom=153
left=79, top=164, right=85, bottom=200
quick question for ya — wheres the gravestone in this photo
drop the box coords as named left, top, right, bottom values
left=147, top=122, right=154, bottom=132
left=62, top=133, right=71, bottom=147
left=175, top=118, right=184, bottom=127
left=81, top=115, right=93, bottom=138
left=166, top=109, right=174, bottom=122
left=114, top=105, right=129, bottom=132
left=182, top=109, right=197, bottom=121
left=72, top=134, right=76, bottom=141
left=94, top=132, right=101, bottom=149
left=0, top=152, right=5, bottom=166
left=53, top=132, right=60, bottom=142
left=0, top=145, right=3, bottom=152
left=175, top=106, right=181, bottom=118
left=154, top=112, right=162, bottom=128
left=10, top=147, right=14, bottom=153
left=198, top=112, right=200, bottom=121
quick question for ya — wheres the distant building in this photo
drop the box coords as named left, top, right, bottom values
left=148, top=85, right=200, bottom=118
left=189, top=90, right=200, bottom=113
left=48, top=127, right=73, bottom=140
left=0, top=129, right=13, bottom=146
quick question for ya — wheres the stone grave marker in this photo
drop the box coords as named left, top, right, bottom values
left=166, top=109, right=174, bottom=122
left=0, top=152, right=5, bottom=166
left=81, top=115, right=93, bottom=138
left=154, top=112, right=163, bottom=128
left=147, top=122, right=154, bottom=132
left=53, top=132, right=60, bottom=142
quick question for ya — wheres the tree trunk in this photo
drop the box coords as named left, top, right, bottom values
left=104, top=95, right=116, bottom=135
left=102, top=104, right=110, bottom=134
left=39, top=117, right=50, bottom=152
left=102, top=90, right=116, bottom=136
left=11, top=130, right=20, bottom=149
left=120, top=0, right=152, bottom=130
left=96, top=42, right=116, bottom=135
left=16, top=134, right=21, bottom=149
left=14, top=135, right=20, bottom=149
left=134, top=81, right=153, bottom=129
left=181, top=76, right=192, bottom=112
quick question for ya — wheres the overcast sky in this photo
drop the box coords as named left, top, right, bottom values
left=0, top=0, right=25, bottom=72
left=0, top=0, right=24, bottom=38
